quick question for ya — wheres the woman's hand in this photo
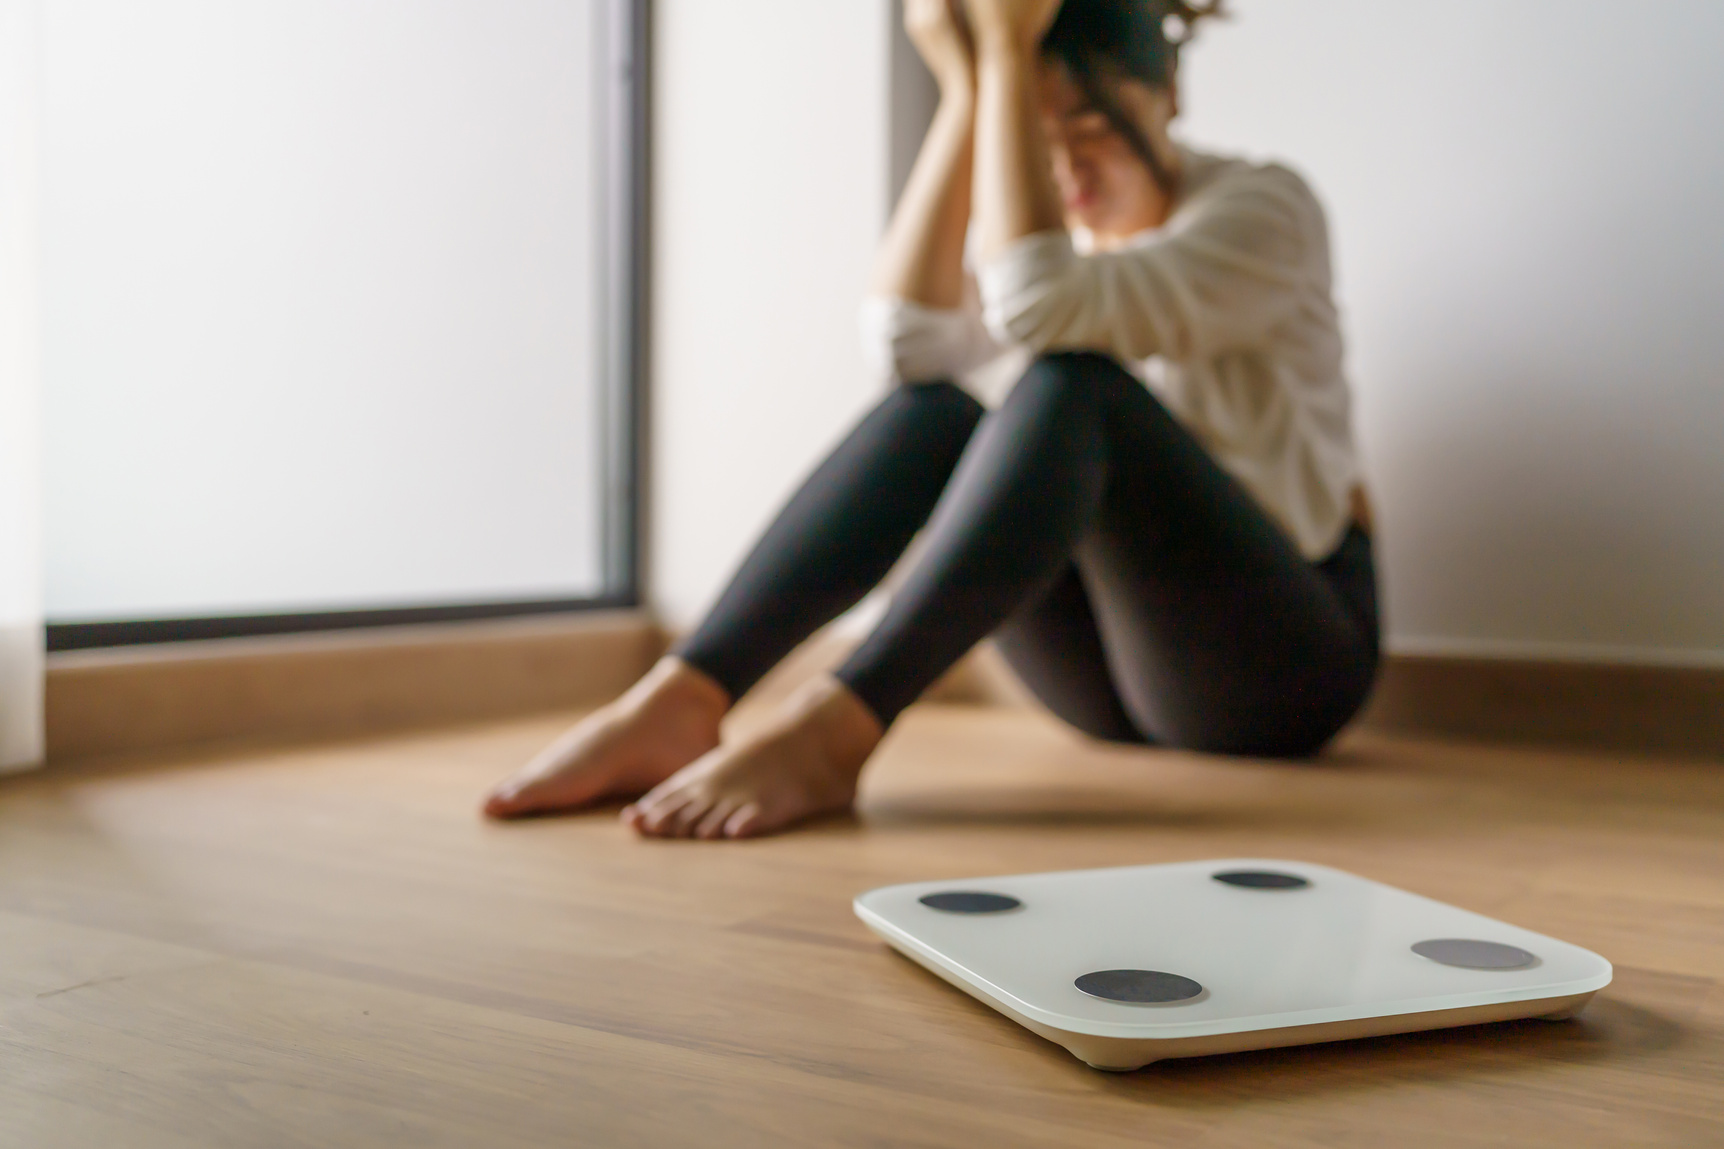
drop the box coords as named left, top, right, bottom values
left=963, top=0, right=1065, bottom=259
left=904, top=0, right=975, bottom=94
left=960, top=0, right=1064, bottom=52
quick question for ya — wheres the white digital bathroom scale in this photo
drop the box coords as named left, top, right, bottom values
left=854, top=859, right=1612, bottom=1071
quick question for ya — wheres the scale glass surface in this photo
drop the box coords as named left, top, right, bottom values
left=854, top=859, right=1612, bottom=1071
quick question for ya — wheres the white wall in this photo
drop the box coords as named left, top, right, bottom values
left=0, top=0, right=43, bottom=771
left=1178, top=0, right=1724, bottom=665
left=650, top=0, right=891, bottom=629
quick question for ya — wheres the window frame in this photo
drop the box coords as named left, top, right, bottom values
left=46, top=0, right=651, bottom=653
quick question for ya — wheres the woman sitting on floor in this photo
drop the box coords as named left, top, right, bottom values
left=483, top=0, right=1379, bottom=838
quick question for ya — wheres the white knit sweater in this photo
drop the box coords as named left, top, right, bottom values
left=859, top=146, right=1360, bottom=560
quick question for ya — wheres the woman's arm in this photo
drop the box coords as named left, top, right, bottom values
left=978, top=166, right=1317, bottom=361
left=963, top=0, right=1065, bottom=261
left=872, top=1, right=978, bottom=308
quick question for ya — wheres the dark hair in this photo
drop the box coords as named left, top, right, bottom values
left=1040, top=0, right=1224, bottom=197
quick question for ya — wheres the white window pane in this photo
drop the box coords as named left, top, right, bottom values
left=41, top=0, right=608, bottom=622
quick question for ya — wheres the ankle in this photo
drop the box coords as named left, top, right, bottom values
left=631, top=656, right=731, bottom=723
left=796, top=675, right=884, bottom=769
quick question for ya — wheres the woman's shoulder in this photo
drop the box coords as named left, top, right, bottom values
left=1169, top=144, right=1329, bottom=240
left=1177, top=143, right=1320, bottom=207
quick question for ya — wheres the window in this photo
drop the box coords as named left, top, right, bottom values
left=39, top=0, right=646, bottom=649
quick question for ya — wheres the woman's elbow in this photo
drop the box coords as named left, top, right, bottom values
left=981, top=280, right=1115, bottom=355
left=882, top=345, right=937, bottom=384
left=861, top=330, right=939, bottom=384
left=981, top=303, right=1059, bottom=356
left=879, top=343, right=959, bottom=385
left=985, top=309, right=1131, bottom=361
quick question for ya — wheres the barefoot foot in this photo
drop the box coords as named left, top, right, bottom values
left=622, top=675, right=884, bottom=840
left=483, top=657, right=729, bottom=819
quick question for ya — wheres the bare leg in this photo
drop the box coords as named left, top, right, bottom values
left=622, top=675, right=883, bottom=840
left=482, top=383, right=981, bottom=823
left=482, top=657, right=730, bottom=818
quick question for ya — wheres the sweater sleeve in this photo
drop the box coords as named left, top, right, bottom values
left=975, top=164, right=1317, bottom=363
left=859, top=294, right=1004, bottom=384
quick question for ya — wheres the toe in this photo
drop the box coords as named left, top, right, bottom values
left=625, top=780, right=671, bottom=825
left=722, top=803, right=764, bottom=839
left=481, top=764, right=583, bottom=820
left=483, top=781, right=534, bottom=819
left=663, top=794, right=715, bottom=838
left=694, top=800, right=741, bottom=840
left=637, top=793, right=693, bottom=837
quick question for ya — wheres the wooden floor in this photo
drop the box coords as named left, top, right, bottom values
left=3, top=704, right=1721, bottom=1147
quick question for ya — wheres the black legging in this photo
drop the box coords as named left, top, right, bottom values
left=675, top=352, right=1379, bottom=756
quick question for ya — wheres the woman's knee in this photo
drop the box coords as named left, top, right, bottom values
left=1023, top=350, right=1136, bottom=388
left=1003, top=351, right=1139, bottom=419
left=889, top=378, right=986, bottom=435
left=897, top=377, right=984, bottom=412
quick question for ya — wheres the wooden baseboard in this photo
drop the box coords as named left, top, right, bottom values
left=1359, top=654, right=1724, bottom=758
left=43, top=611, right=1721, bottom=763
left=717, top=630, right=1724, bottom=759
left=45, top=610, right=666, bottom=762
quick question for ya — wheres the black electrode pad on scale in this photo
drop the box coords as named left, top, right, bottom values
left=855, top=859, right=1611, bottom=1071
